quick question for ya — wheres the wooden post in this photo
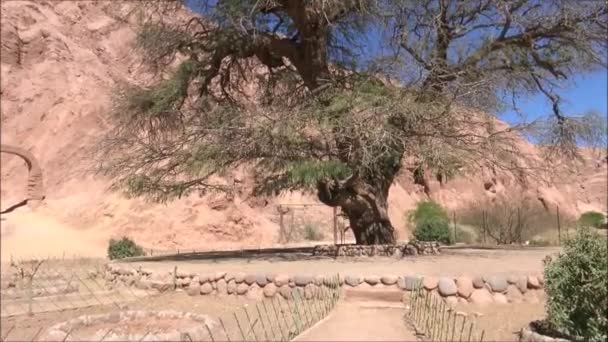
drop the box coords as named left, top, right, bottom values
left=557, top=205, right=562, bottom=245
left=333, top=207, right=338, bottom=246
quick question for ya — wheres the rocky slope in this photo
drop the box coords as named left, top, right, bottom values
left=1, top=1, right=606, bottom=260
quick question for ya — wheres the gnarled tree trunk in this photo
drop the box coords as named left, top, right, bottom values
left=0, top=144, right=45, bottom=212
left=317, top=175, right=396, bottom=245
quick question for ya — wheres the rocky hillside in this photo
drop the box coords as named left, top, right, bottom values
left=1, top=1, right=606, bottom=260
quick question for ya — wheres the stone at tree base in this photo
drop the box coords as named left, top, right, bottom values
left=293, top=274, right=313, bottom=286
left=402, top=275, right=422, bottom=290
left=422, top=276, right=438, bottom=290
left=381, top=275, right=398, bottom=285
left=469, top=289, right=494, bottom=305
left=187, top=283, right=201, bottom=296
left=255, top=274, right=268, bottom=287
left=516, top=276, right=528, bottom=293
left=244, top=274, right=256, bottom=285
left=493, top=293, right=508, bottom=304
left=364, top=275, right=380, bottom=285
left=236, top=283, right=249, bottom=295
left=200, top=282, right=213, bottom=295
left=234, top=273, right=246, bottom=283
left=345, top=275, right=361, bottom=287
left=487, top=275, right=508, bottom=292
left=444, top=295, right=458, bottom=307
left=523, top=290, right=540, bottom=304
left=279, top=285, right=292, bottom=299
left=472, top=276, right=485, bottom=289
left=506, top=285, right=523, bottom=303
left=274, top=274, right=290, bottom=287
left=263, top=283, right=277, bottom=297
left=456, top=276, right=474, bottom=298
left=438, top=277, right=458, bottom=296
left=246, top=284, right=263, bottom=300
left=216, top=279, right=227, bottom=295
left=227, top=280, right=237, bottom=294
left=507, top=274, right=519, bottom=284
left=527, top=275, right=541, bottom=289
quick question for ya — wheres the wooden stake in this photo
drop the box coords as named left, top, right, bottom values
left=234, top=312, right=247, bottom=341
left=255, top=304, right=271, bottom=342
left=219, top=317, right=232, bottom=342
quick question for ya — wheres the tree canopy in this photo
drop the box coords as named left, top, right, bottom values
left=95, top=0, right=608, bottom=245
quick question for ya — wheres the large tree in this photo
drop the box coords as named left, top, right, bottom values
left=96, top=0, right=607, bottom=245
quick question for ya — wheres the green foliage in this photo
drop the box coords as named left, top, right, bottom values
left=543, top=227, right=608, bottom=341
left=302, top=223, right=325, bottom=241
left=578, top=211, right=606, bottom=229
left=108, top=237, right=145, bottom=260
left=409, top=201, right=452, bottom=244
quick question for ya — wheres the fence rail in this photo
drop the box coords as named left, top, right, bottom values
left=405, top=283, right=485, bottom=342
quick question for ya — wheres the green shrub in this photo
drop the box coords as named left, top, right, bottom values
left=409, top=201, right=452, bottom=244
left=578, top=211, right=606, bottom=229
left=108, top=237, right=145, bottom=260
left=302, top=223, right=324, bottom=241
left=543, top=227, right=608, bottom=341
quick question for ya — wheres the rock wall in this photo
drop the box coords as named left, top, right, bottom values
left=103, top=264, right=544, bottom=305
left=312, top=241, right=441, bottom=257
left=103, top=264, right=341, bottom=301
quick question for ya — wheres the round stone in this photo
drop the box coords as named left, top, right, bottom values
left=224, top=273, right=235, bottom=282
left=438, top=277, right=457, bottom=296
left=234, top=273, right=246, bottom=283
left=345, top=275, right=361, bottom=287
left=200, top=282, right=213, bottom=295
left=472, top=276, right=485, bottom=289
left=186, top=283, right=200, bottom=296
left=507, top=274, right=519, bottom=284
left=516, top=276, right=528, bottom=294
left=255, top=274, right=268, bottom=287
left=469, top=289, right=493, bottom=305
left=266, top=273, right=277, bottom=282
left=314, top=275, right=325, bottom=286
left=364, top=275, right=380, bottom=285
left=506, top=285, right=523, bottom=303
left=456, top=276, right=473, bottom=298
left=381, top=275, right=398, bottom=285
left=487, top=275, right=508, bottom=293
left=279, top=285, right=291, bottom=299
left=216, top=279, right=227, bottom=295
left=422, top=276, right=438, bottom=290
left=227, top=280, right=237, bottom=294
left=263, top=283, right=277, bottom=297
left=246, top=284, right=263, bottom=300
left=293, top=274, right=313, bottom=287
left=236, top=283, right=249, bottom=295
left=527, top=275, right=541, bottom=289
left=274, top=274, right=290, bottom=287
left=244, top=274, right=257, bottom=285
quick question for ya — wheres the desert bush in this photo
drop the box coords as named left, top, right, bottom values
left=302, top=223, right=325, bottom=241
left=107, top=237, right=144, bottom=260
left=459, top=197, right=574, bottom=245
left=543, top=227, right=608, bottom=341
left=578, top=211, right=606, bottom=229
left=453, top=226, right=477, bottom=244
left=409, top=201, right=452, bottom=244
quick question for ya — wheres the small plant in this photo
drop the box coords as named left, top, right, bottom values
left=107, top=237, right=144, bottom=260
left=577, top=211, right=606, bottom=229
left=543, top=227, right=608, bottom=341
left=409, top=201, right=452, bottom=244
left=302, top=223, right=325, bottom=241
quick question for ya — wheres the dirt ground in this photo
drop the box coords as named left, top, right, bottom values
left=119, top=248, right=560, bottom=277
left=0, top=292, right=260, bottom=341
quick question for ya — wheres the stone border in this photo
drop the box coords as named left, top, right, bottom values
left=103, top=265, right=544, bottom=305
left=312, top=241, right=441, bottom=257
left=44, top=310, right=217, bottom=341
left=104, top=265, right=341, bottom=301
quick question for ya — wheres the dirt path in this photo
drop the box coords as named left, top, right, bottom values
left=123, top=248, right=560, bottom=277
left=294, top=301, right=417, bottom=342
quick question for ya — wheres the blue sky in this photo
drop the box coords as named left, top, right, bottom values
left=499, top=71, right=608, bottom=126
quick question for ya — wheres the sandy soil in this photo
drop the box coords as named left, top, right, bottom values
left=118, top=248, right=559, bottom=277
left=295, top=301, right=416, bottom=342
